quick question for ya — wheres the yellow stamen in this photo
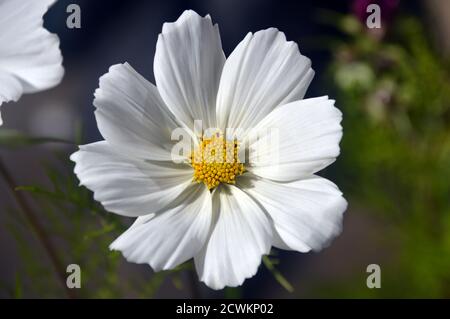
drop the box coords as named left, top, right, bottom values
left=189, top=133, right=245, bottom=190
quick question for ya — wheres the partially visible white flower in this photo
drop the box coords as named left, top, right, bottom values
left=71, top=10, right=347, bottom=290
left=0, top=0, right=64, bottom=125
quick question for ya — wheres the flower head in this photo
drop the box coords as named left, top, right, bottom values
left=0, top=0, right=64, bottom=125
left=71, top=10, right=347, bottom=290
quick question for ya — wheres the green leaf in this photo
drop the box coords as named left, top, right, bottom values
left=0, top=129, right=73, bottom=149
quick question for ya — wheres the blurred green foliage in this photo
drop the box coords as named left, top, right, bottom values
left=326, top=14, right=450, bottom=297
left=3, top=154, right=191, bottom=298
left=0, top=129, right=71, bottom=149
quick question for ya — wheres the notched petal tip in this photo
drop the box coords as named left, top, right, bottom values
left=161, top=9, right=214, bottom=34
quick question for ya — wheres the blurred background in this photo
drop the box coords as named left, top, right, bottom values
left=0, top=0, right=449, bottom=298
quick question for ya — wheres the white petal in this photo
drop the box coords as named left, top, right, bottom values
left=0, top=0, right=63, bottom=93
left=216, top=28, right=314, bottom=132
left=0, top=71, right=22, bottom=125
left=94, top=63, right=184, bottom=161
left=154, top=10, right=225, bottom=129
left=247, top=96, right=343, bottom=181
left=195, top=185, right=272, bottom=290
left=70, top=141, right=193, bottom=217
left=110, top=184, right=212, bottom=271
left=242, top=175, right=347, bottom=252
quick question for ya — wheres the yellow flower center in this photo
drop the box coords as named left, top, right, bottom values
left=189, top=133, right=245, bottom=190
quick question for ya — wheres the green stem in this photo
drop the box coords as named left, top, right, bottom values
left=262, top=255, right=294, bottom=293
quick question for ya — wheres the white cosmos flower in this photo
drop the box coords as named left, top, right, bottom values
left=0, top=0, right=64, bottom=125
left=71, top=10, right=347, bottom=290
